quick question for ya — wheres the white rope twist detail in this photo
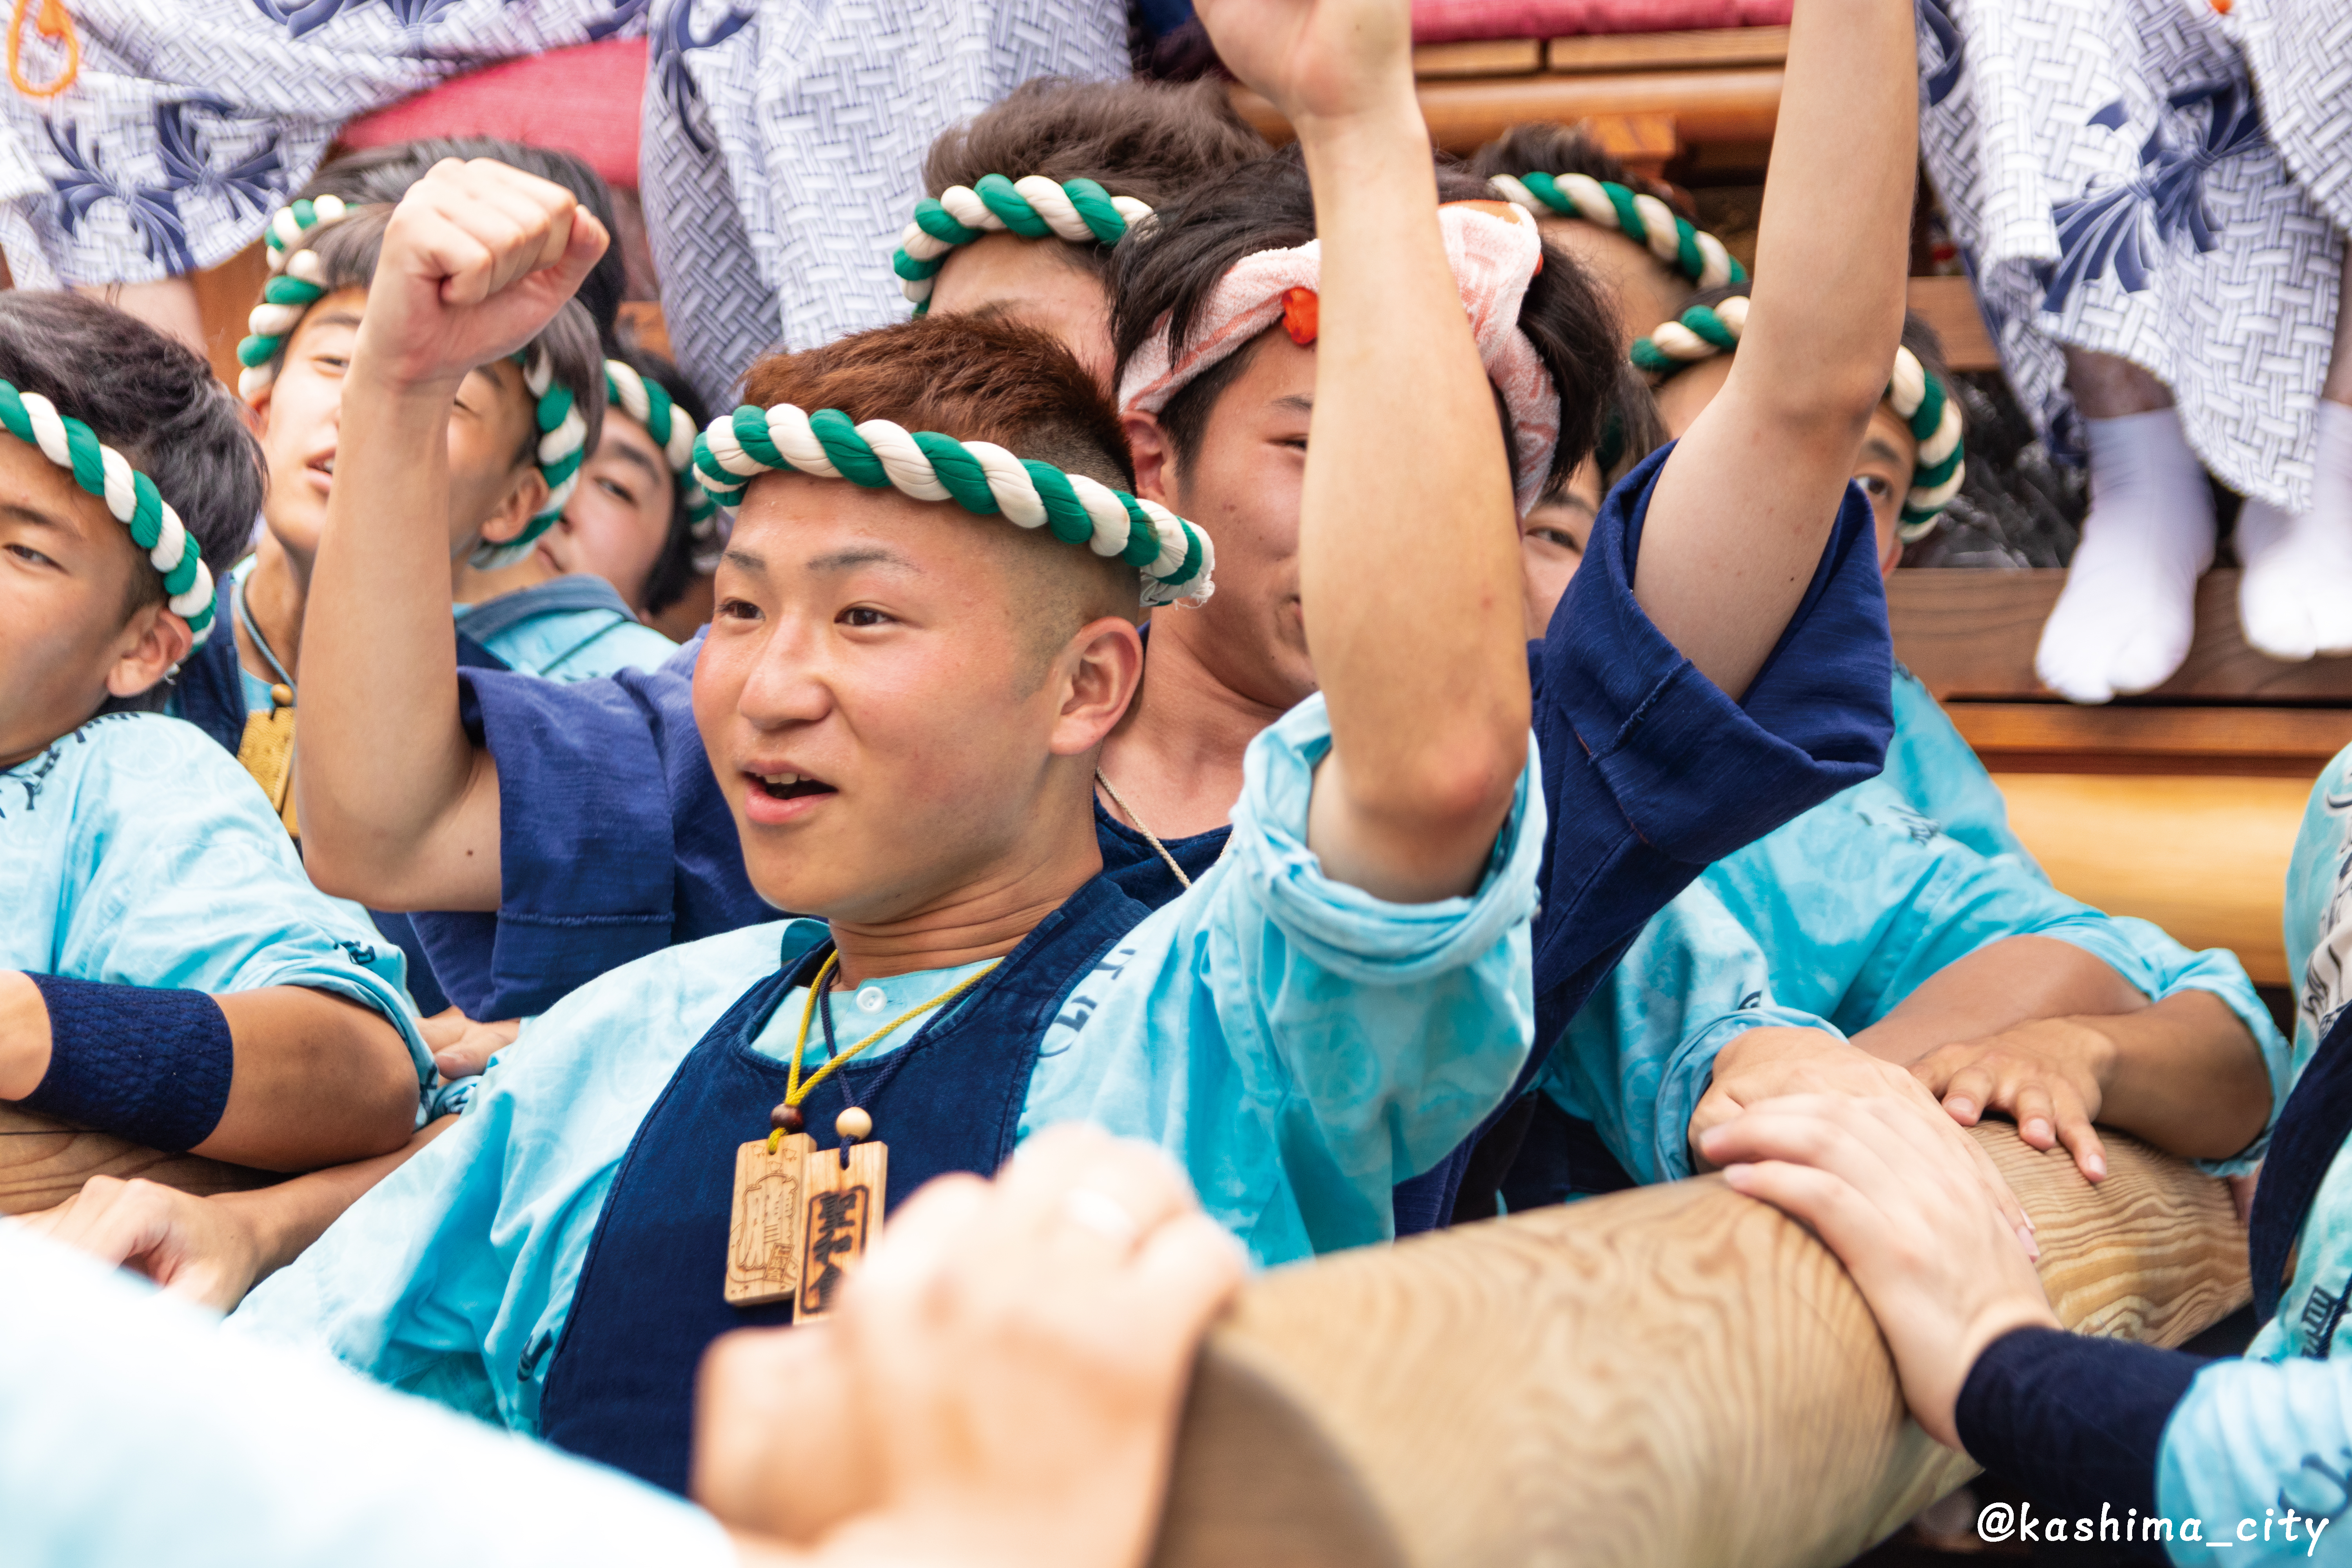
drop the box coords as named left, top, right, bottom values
left=0, top=384, right=214, bottom=641
left=695, top=404, right=1214, bottom=608
left=1487, top=171, right=1741, bottom=289
left=893, top=174, right=1153, bottom=308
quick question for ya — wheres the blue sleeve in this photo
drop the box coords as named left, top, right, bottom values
left=1884, top=667, right=2044, bottom=874
left=416, top=632, right=767, bottom=1020
left=1956, top=1326, right=2208, bottom=1524
left=0, top=1225, right=731, bottom=1568
left=2157, top=1353, right=2352, bottom=1562
left=1528, top=442, right=1893, bottom=1054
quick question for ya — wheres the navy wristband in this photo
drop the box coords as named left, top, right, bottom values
left=18, top=974, right=234, bottom=1153
left=1956, top=1326, right=2212, bottom=1522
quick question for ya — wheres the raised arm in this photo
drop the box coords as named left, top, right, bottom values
left=297, top=161, right=607, bottom=911
left=1196, top=0, right=1530, bottom=902
left=1637, top=0, right=1918, bottom=698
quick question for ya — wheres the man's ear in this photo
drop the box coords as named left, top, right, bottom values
left=103, top=600, right=195, bottom=699
left=477, top=466, right=552, bottom=546
left=1046, top=614, right=1146, bottom=758
left=1122, top=411, right=1181, bottom=510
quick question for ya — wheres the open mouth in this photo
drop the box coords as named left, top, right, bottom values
left=750, top=771, right=837, bottom=802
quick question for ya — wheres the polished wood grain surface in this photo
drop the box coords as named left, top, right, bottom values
left=0, top=1103, right=273, bottom=1216
left=1232, top=67, right=1783, bottom=153
left=1547, top=25, right=1789, bottom=73
left=1155, top=1125, right=2246, bottom=1568
left=1994, top=773, right=2307, bottom=987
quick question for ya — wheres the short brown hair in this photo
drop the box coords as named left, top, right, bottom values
left=738, top=316, right=1147, bottom=645
left=1467, top=123, right=1681, bottom=211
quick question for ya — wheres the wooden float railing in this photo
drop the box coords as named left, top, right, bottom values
left=1154, top=1124, right=2249, bottom=1568
left=0, top=1103, right=273, bottom=1215
left=6, top=1107, right=2249, bottom=1565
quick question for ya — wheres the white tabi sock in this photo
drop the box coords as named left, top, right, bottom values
left=2034, top=408, right=2216, bottom=704
left=2238, top=399, right=2352, bottom=661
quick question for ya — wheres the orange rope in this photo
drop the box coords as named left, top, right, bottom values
left=9, top=0, right=78, bottom=101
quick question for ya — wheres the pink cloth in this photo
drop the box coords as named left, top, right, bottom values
left=338, top=37, right=646, bottom=191
left=1412, top=0, right=1790, bottom=45
left=1118, top=203, right=1561, bottom=515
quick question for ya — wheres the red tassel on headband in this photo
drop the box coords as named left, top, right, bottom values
left=1280, top=286, right=1319, bottom=346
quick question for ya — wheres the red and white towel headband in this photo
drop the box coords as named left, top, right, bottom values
left=1116, top=201, right=1561, bottom=515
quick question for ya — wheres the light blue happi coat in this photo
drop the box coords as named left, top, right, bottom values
left=2137, top=743, right=2352, bottom=1563
left=1544, top=679, right=2284, bottom=1186
left=1, top=712, right=429, bottom=1089
left=0, top=1221, right=729, bottom=1568
left=230, top=695, right=1544, bottom=1432
left=455, top=575, right=677, bottom=682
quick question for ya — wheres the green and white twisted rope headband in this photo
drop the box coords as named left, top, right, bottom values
left=891, top=175, right=1152, bottom=313
left=605, top=358, right=722, bottom=570
left=1630, top=296, right=1965, bottom=535
left=692, top=406, right=1214, bottom=608
left=0, top=377, right=214, bottom=642
left=1489, top=172, right=1745, bottom=290
left=238, top=194, right=361, bottom=401
left=472, top=345, right=590, bottom=571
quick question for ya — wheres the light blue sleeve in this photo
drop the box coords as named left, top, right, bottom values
left=0, top=1222, right=733, bottom=1568
left=2156, top=1356, right=2352, bottom=1563
left=2283, top=746, right=2352, bottom=1092
left=1553, top=777, right=2286, bottom=1184
left=26, top=715, right=430, bottom=1092
left=1539, top=876, right=1853, bottom=1186
left=1884, top=668, right=2045, bottom=876
left=1020, top=693, right=1543, bottom=1265
left=230, top=922, right=795, bottom=1434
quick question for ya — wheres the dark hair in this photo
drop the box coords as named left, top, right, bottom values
left=924, top=78, right=1268, bottom=285
left=0, top=291, right=261, bottom=607
left=1667, top=281, right=1961, bottom=435
left=1591, top=373, right=1668, bottom=492
left=271, top=205, right=605, bottom=473
left=607, top=331, right=713, bottom=616
left=299, top=137, right=627, bottom=345
left=1108, top=148, right=1623, bottom=497
left=742, top=314, right=1131, bottom=487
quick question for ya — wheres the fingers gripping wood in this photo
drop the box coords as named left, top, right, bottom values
left=1154, top=1126, right=2248, bottom=1568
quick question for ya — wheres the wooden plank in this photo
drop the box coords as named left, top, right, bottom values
left=1994, top=773, right=2305, bottom=985
left=189, top=238, right=269, bottom=390
left=1583, top=111, right=1681, bottom=176
left=0, top=1104, right=275, bottom=1217
left=1890, top=569, right=2352, bottom=704
left=1906, top=274, right=1998, bottom=374
left=1232, top=67, right=1782, bottom=154
left=1154, top=1124, right=2245, bottom=1568
left=1412, top=38, right=1541, bottom=78
left=1547, top=24, right=1791, bottom=73
left=1950, top=702, right=2352, bottom=778
left=616, top=298, right=671, bottom=358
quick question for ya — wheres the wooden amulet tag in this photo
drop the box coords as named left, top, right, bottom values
left=725, top=1132, right=814, bottom=1307
left=798, top=1139, right=887, bottom=1321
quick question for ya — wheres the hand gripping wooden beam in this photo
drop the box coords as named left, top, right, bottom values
left=1151, top=1125, right=2251, bottom=1568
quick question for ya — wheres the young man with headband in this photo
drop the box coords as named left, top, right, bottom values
left=229, top=30, right=1551, bottom=1488
left=0, top=290, right=428, bottom=1174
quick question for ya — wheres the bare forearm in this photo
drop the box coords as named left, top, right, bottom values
left=219, top=1114, right=455, bottom=1283
left=2089, top=990, right=2270, bottom=1161
left=194, top=988, right=419, bottom=1171
left=297, top=369, right=490, bottom=904
left=1853, top=936, right=2150, bottom=1067
left=1635, top=0, right=1916, bottom=696
left=1297, top=102, right=1529, bottom=900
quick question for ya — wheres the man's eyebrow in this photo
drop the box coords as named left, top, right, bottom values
left=1272, top=394, right=1314, bottom=416
left=1861, top=436, right=1907, bottom=467
left=0, top=502, right=68, bottom=530
left=303, top=309, right=364, bottom=332
left=806, top=546, right=917, bottom=574
left=722, top=544, right=767, bottom=573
